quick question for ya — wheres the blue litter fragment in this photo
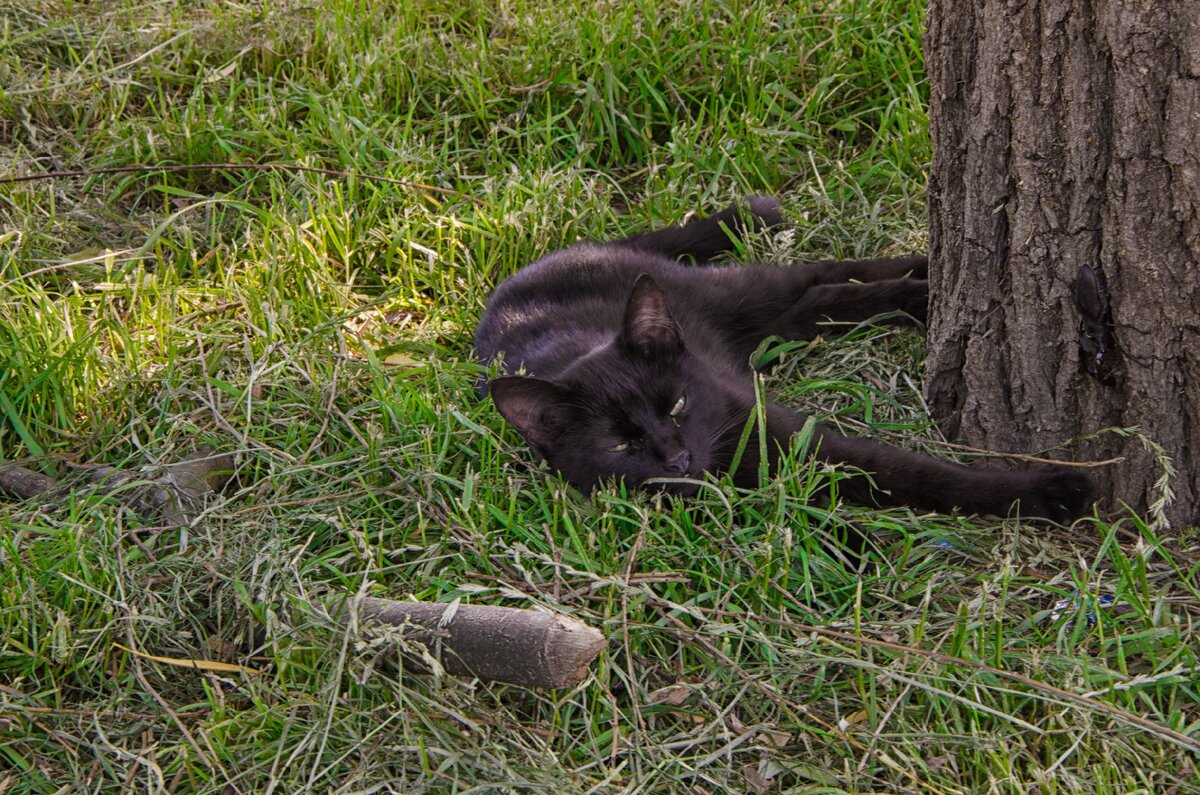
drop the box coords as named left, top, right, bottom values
left=1050, top=593, right=1124, bottom=627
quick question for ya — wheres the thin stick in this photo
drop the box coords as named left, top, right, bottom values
left=835, top=418, right=1125, bottom=468
left=0, top=162, right=482, bottom=204
left=875, top=430, right=1125, bottom=468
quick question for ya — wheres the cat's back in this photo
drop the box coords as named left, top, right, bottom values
left=474, top=243, right=684, bottom=371
left=481, top=243, right=681, bottom=317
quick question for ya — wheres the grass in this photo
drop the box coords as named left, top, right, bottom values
left=1, top=0, right=1197, bottom=792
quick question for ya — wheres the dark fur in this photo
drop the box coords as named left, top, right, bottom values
left=475, top=197, right=1094, bottom=522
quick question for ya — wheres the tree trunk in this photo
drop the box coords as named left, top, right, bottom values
left=923, top=0, right=1200, bottom=530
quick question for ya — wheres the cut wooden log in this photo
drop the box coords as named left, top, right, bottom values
left=335, top=596, right=605, bottom=689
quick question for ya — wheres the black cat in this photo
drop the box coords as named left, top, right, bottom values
left=474, top=197, right=1094, bottom=522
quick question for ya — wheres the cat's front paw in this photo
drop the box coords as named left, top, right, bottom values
left=1018, top=468, right=1096, bottom=523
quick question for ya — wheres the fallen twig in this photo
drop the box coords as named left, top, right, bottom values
left=0, top=448, right=235, bottom=525
left=0, top=162, right=482, bottom=205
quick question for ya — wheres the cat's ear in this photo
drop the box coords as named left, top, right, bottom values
left=621, top=274, right=682, bottom=355
left=489, top=376, right=569, bottom=453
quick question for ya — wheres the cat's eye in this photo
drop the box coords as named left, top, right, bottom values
left=608, top=442, right=629, bottom=453
left=670, top=395, right=687, bottom=417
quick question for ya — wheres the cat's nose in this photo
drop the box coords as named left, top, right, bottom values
left=665, top=450, right=691, bottom=475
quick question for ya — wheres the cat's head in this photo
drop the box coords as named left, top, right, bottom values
left=489, top=275, right=733, bottom=494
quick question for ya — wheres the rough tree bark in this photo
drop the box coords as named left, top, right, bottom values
left=924, top=0, right=1200, bottom=529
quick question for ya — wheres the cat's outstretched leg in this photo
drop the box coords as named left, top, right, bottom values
left=767, top=255, right=930, bottom=337
left=773, top=277, right=928, bottom=337
left=735, top=402, right=1096, bottom=522
left=614, top=196, right=783, bottom=262
left=811, top=425, right=1096, bottom=523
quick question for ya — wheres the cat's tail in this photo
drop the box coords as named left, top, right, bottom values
left=613, top=196, right=783, bottom=263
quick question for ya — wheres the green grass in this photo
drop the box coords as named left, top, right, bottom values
left=1, top=0, right=1197, bottom=792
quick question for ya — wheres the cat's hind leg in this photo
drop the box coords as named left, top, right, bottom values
left=613, top=196, right=783, bottom=262
left=773, top=278, right=928, bottom=339
left=810, top=423, right=1096, bottom=522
